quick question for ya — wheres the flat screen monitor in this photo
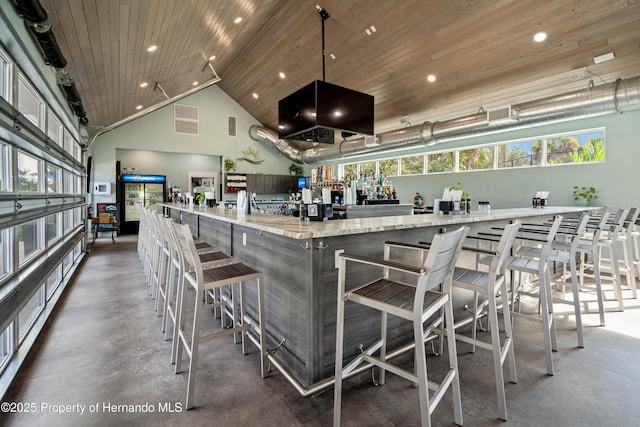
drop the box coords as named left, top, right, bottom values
left=278, top=80, right=374, bottom=144
left=297, top=177, right=307, bottom=190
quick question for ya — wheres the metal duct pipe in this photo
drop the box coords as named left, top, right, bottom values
left=252, top=75, right=640, bottom=164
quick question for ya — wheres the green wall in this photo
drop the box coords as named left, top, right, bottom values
left=326, top=110, right=640, bottom=210
left=89, top=84, right=293, bottom=204
left=90, top=82, right=639, bottom=211
left=116, top=149, right=220, bottom=192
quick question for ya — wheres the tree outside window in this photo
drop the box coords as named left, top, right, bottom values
left=359, top=161, right=376, bottom=177
left=497, top=141, right=539, bottom=168
left=459, top=147, right=493, bottom=171
left=400, top=155, right=424, bottom=175
left=18, top=152, right=40, bottom=192
left=379, top=158, right=399, bottom=177
left=427, top=152, right=455, bottom=173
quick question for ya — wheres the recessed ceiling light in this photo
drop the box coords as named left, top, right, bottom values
left=209, top=55, right=216, bottom=61
left=192, top=81, right=198, bottom=86
left=252, top=93, right=258, bottom=99
left=140, top=82, right=148, bottom=88
left=279, top=72, right=286, bottom=79
left=136, top=105, right=143, bottom=110
left=533, top=31, right=547, bottom=43
left=427, top=74, right=436, bottom=82
left=234, top=17, right=242, bottom=24
left=147, top=45, right=158, bottom=52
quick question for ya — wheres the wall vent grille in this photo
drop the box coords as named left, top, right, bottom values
left=487, top=106, right=517, bottom=125
left=227, top=115, right=237, bottom=137
left=174, top=104, right=199, bottom=135
left=364, top=135, right=379, bottom=147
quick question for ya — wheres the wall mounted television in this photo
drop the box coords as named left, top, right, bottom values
left=278, top=80, right=374, bottom=144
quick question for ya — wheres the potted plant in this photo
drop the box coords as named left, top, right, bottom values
left=450, top=182, right=471, bottom=213
left=224, top=158, right=236, bottom=173
left=289, top=163, right=303, bottom=176
left=573, top=185, right=597, bottom=206
left=195, top=191, right=206, bottom=206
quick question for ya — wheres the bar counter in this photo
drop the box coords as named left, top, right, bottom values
left=161, top=203, right=595, bottom=239
left=160, top=202, right=596, bottom=392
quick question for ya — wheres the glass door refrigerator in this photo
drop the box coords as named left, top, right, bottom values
left=120, top=174, right=166, bottom=233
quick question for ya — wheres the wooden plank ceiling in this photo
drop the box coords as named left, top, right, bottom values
left=37, top=0, right=640, bottom=135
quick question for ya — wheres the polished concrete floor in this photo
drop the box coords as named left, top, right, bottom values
left=3, top=234, right=640, bottom=426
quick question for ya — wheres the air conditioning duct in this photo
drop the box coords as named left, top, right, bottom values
left=486, top=105, right=517, bottom=125
left=363, top=135, right=379, bottom=147
left=251, top=76, right=640, bottom=164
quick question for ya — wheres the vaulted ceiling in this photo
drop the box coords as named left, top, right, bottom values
left=32, top=0, right=640, bottom=136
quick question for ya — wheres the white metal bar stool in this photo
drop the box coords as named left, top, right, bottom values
left=615, top=207, right=639, bottom=299
left=147, top=211, right=172, bottom=312
left=137, top=206, right=155, bottom=287
left=136, top=204, right=148, bottom=263
left=582, top=209, right=629, bottom=311
left=138, top=207, right=162, bottom=299
left=161, top=219, right=233, bottom=357
left=173, top=223, right=267, bottom=410
left=631, top=216, right=640, bottom=281
left=504, top=215, right=563, bottom=375
left=451, top=221, right=521, bottom=421
left=575, top=211, right=611, bottom=325
left=333, top=226, right=468, bottom=427
left=518, top=213, right=591, bottom=348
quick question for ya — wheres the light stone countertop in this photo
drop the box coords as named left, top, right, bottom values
left=159, top=203, right=598, bottom=240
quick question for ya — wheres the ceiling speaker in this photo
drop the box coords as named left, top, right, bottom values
left=569, top=67, right=587, bottom=81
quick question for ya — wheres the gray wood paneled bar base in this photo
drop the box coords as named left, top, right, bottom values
left=160, top=202, right=596, bottom=395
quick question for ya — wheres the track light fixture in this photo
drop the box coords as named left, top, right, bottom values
left=154, top=82, right=170, bottom=100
